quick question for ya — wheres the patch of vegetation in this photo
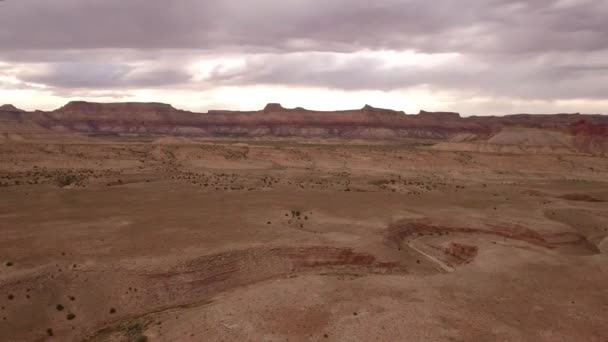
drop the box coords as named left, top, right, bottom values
left=66, top=312, right=76, bottom=320
left=55, top=173, right=84, bottom=187
left=125, top=322, right=148, bottom=342
left=369, top=179, right=390, bottom=186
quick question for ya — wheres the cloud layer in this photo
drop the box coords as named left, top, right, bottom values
left=0, top=0, right=607, bottom=114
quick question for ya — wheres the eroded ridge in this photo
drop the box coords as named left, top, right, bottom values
left=81, top=246, right=411, bottom=341
left=384, top=220, right=599, bottom=254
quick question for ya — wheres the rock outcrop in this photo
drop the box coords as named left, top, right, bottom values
left=0, top=104, right=24, bottom=112
left=0, top=104, right=26, bottom=121
left=569, top=120, right=608, bottom=154
left=263, top=103, right=286, bottom=113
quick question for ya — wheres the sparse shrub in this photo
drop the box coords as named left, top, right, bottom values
left=125, top=322, right=148, bottom=342
left=370, top=179, right=390, bottom=186
left=56, top=173, right=83, bottom=187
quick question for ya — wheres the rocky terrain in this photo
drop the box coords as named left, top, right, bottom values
left=2, top=101, right=607, bottom=154
left=1, top=102, right=608, bottom=341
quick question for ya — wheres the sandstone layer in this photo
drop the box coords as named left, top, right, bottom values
left=2, top=102, right=607, bottom=154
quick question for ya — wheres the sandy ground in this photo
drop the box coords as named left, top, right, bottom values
left=1, top=137, right=607, bottom=341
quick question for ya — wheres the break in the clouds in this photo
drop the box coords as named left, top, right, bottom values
left=0, top=0, right=607, bottom=114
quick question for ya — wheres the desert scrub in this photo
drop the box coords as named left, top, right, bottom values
left=125, top=322, right=148, bottom=342
left=55, top=173, right=84, bottom=187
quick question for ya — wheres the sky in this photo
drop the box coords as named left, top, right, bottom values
left=0, top=0, right=607, bottom=115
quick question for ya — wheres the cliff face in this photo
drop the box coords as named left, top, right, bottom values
left=418, top=110, right=461, bottom=121
left=3, top=102, right=608, bottom=148
left=569, top=120, right=608, bottom=154
left=21, top=102, right=473, bottom=139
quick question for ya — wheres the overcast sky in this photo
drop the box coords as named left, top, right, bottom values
left=1, top=0, right=607, bottom=115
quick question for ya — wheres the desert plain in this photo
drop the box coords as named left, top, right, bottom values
left=1, top=103, right=608, bottom=342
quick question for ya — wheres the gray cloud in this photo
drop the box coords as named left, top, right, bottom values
left=0, top=0, right=606, bottom=55
left=18, top=62, right=191, bottom=88
left=0, top=0, right=607, bottom=112
left=205, top=50, right=608, bottom=100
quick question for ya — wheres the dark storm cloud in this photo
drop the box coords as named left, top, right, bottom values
left=18, top=62, right=192, bottom=88
left=0, top=0, right=606, bottom=54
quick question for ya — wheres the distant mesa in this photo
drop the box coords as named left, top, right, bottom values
left=261, top=103, right=406, bottom=115
left=2, top=100, right=607, bottom=154
left=55, top=101, right=178, bottom=113
left=362, top=104, right=381, bottom=111
left=207, top=109, right=241, bottom=114
left=362, top=104, right=406, bottom=116
left=361, top=105, right=395, bottom=112
left=418, top=110, right=461, bottom=120
left=263, top=103, right=287, bottom=113
left=0, top=104, right=25, bottom=112
left=0, top=104, right=26, bottom=121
